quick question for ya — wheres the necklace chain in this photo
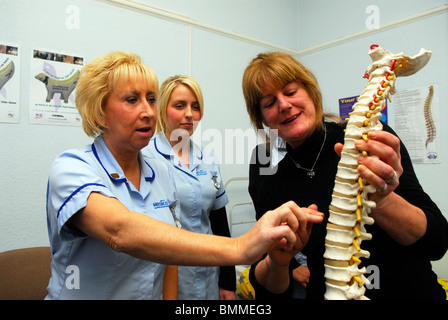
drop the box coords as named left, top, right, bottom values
left=287, top=127, right=327, bottom=178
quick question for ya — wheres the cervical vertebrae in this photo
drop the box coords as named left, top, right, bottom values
left=323, top=44, right=431, bottom=300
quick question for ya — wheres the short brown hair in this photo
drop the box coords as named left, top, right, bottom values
left=242, top=52, right=326, bottom=131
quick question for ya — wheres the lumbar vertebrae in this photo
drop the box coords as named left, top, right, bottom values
left=323, top=44, right=431, bottom=300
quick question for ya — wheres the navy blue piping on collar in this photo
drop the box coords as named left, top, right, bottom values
left=154, top=137, right=170, bottom=158
left=91, top=143, right=155, bottom=182
left=143, top=160, right=156, bottom=181
left=197, top=147, right=203, bottom=160
left=154, top=136, right=203, bottom=160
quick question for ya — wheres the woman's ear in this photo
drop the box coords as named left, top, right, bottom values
left=97, top=115, right=107, bottom=130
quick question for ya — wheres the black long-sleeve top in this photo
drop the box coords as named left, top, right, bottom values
left=249, top=120, right=448, bottom=300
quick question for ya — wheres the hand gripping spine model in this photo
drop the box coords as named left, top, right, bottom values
left=323, top=44, right=431, bottom=300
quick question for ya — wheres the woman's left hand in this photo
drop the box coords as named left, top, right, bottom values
left=354, top=130, right=402, bottom=203
left=335, top=130, right=427, bottom=245
left=335, top=130, right=402, bottom=204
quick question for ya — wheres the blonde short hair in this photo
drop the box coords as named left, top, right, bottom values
left=75, top=51, right=158, bottom=137
left=242, top=52, right=328, bottom=131
left=156, top=75, right=204, bottom=134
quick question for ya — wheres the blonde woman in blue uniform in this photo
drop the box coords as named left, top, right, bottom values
left=144, top=75, right=236, bottom=300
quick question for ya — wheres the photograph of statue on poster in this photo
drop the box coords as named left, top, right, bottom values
left=29, top=48, right=84, bottom=126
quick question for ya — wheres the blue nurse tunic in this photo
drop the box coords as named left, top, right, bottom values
left=144, top=132, right=229, bottom=299
left=45, top=135, right=179, bottom=299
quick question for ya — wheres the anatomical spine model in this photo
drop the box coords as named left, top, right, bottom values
left=323, top=44, right=431, bottom=300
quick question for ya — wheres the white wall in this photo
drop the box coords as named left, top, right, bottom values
left=1, top=0, right=447, bottom=279
left=297, top=0, right=448, bottom=278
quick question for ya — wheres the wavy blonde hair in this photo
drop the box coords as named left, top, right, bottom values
left=75, top=51, right=158, bottom=137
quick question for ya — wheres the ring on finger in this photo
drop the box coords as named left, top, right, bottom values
left=377, top=184, right=387, bottom=193
left=385, top=170, right=397, bottom=184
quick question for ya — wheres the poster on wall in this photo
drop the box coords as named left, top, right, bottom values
left=0, top=42, right=20, bottom=124
left=29, top=49, right=84, bottom=126
left=391, top=84, right=440, bottom=164
left=339, top=95, right=388, bottom=124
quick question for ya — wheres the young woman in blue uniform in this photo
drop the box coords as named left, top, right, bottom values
left=45, top=51, right=323, bottom=299
left=144, top=75, right=236, bottom=300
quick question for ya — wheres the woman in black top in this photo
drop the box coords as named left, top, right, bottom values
left=243, top=52, right=448, bottom=300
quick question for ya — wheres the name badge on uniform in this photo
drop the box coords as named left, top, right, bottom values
left=212, top=175, right=220, bottom=190
left=169, top=200, right=182, bottom=228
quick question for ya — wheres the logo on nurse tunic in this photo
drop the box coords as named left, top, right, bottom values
left=153, top=199, right=170, bottom=209
left=196, top=169, right=208, bottom=176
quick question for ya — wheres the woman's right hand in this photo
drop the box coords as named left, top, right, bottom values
left=267, top=203, right=322, bottom=267
left=239, top=201, right=323, bottom=266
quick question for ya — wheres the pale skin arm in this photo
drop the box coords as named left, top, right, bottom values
left=335, top=130, right=427, bottom=245
left=254, top=204, right=323, bottom=294
left=70, top=193, right=312, bottom=267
